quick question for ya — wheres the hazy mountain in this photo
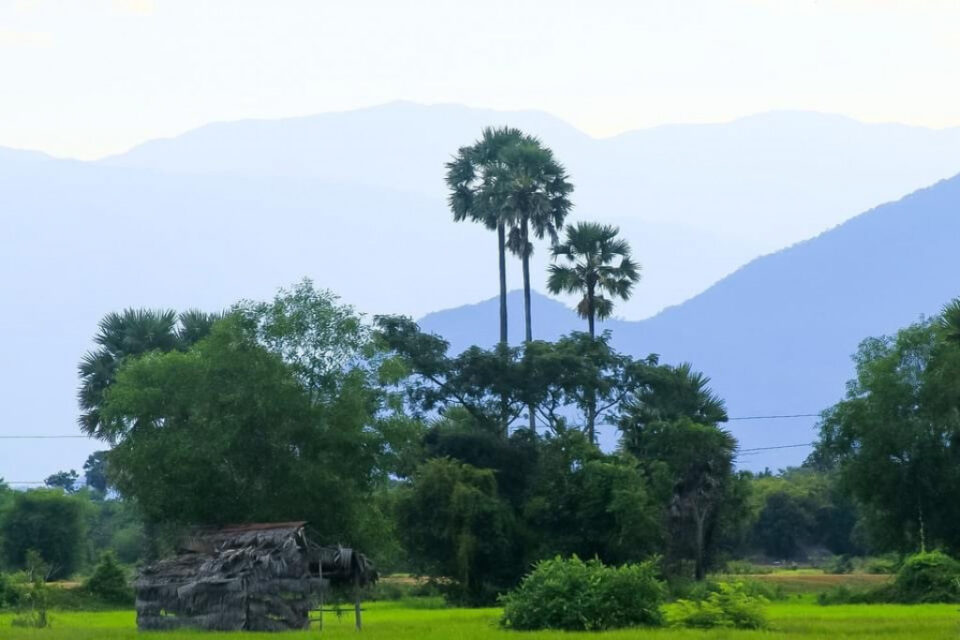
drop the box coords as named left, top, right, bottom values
left=102, top=102, right=960, bottom=319
left=420, top=174, right=960, bottom=470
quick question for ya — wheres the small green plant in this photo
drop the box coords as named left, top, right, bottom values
left=499, top=556, right=665, bottom=631
left=11, top=573, right=50, bottom=628
left=666, top=581, right=768, bottom=629
left=84, top=552, right=133, bottom=604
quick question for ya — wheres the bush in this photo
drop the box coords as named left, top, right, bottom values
left=826, top=555, right=854, bottom=575
left=11, top=575, right=49, bottom=628
left=0, top=572, right=22, bottom=608
left=863, top=553, right=900, bottom=575
left=891, top=551, right=960, bottom=603
left=723, top=560, right=773, bottom=575
left=84, top=552, right=133, bottom=604
left=500, top=556, right=665, bottom=631
left=666, top=582, right=768, bottom=629
left=817, top=584, right=889, bottom=605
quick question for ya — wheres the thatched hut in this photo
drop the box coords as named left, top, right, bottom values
left=135, top=522, right=376, bottom=631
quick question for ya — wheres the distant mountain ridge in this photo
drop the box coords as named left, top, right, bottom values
left=98, top=102, right=960, bottom=319
left=420, top=173, right=960, bottom=469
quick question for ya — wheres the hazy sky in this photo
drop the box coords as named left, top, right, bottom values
left=2, top=0, right=960, bottom=159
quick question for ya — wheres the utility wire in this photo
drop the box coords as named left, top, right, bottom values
left=0, top=435, right=89, bottom=439
left=728, top=413, right=820, bottom=421
left=738, top=442, right=816, bottom=453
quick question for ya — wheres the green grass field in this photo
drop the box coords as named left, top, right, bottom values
left=0, top=599, right=956, bottom=640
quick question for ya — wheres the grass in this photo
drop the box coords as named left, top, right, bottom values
left=713, top=570, right=893, bottom=595
left=0, top=599, right=956, bottom=639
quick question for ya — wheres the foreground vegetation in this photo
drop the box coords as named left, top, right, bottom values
left=0, top=599, right=956, bottom=640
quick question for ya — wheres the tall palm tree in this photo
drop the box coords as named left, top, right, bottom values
left=446, top=127, right=525, bottom=347
left=500, top=138, right=573, bottom=344
left=547, top=222, right=641, bottom=338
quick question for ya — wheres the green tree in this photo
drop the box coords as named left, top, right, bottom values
left=78, top=308, right=222, bottom=437
left=547, top=222, right=640, bottom=339
left=524, top=431, right=661, bottom=565
left=1, top=489, right=87, bottom=579
left=548, top=222, right=640, bottom=439
left=814, top=315, right=960, bottom=553
left=446, top=127, right=526, bottom=346
left=44, top=469, right=79, bottom=493
left=396, top=458, right=520, bottom=604
left=83, top=451, right=109, bottom=494
left=754, top=491, right=814, bottom=559
left=620, top=364, right=735, bottom=580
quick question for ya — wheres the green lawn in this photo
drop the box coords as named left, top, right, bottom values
left=0, top=600, right=956, bottom=639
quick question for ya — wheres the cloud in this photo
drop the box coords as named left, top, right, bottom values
left=0, top=28, right=54, bottom=47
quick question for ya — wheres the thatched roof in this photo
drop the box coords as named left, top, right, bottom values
left=135, top=521, right=376, bottom=632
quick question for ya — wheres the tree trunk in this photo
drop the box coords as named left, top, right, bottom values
left=694, top=508, right=707, bottom=581
left=586, top=284, right=596, bottom=442
left=521, top=220, right=536, bottom=432
left=498, top=222, right=508, bottom=345
left=498, top=222, right=509, bottom=436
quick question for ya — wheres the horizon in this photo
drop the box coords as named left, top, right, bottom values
left=6, top=102, right=960, bottom=162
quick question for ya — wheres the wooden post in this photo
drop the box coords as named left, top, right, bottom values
left=354, top=574, right=362, bottom=631
left=318, top=584, right=323, bottom=632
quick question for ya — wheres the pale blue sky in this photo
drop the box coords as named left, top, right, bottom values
left=2, top=0, right=960, bottom=159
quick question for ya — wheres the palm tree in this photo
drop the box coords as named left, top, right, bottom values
left=500, top=138, right=573, bottom=344
left=78, top=308, right=223, bottom=438
left=547, top=222, right=640, bottom=338
left=446, top=127, right=525, bottom=347
left=939, top=299, right=960, bottom=345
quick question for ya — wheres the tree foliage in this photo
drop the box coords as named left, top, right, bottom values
left=1, top=489, right=87, bottom=579
left=814, top=310, right=960, bottom=553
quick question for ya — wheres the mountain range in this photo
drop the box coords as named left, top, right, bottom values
left=3, top=102, right=960, bottom=480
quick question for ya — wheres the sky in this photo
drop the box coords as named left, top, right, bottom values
left=2, top=0, right=960, bottom=160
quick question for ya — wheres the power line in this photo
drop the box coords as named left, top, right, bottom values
left=738, top=442, right=816, bottom=453
left=728, top=413, right=820, bottom=421
left=0, top=435, right=89, bottom=439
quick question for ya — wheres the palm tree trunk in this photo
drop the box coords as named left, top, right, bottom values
left=497, top=222, right=509, bottom=437
left=498, top=222, right=508, bottom=345
left=585, top=283, right=597, bottom=442
left=520, top=220, right=536, bottom=432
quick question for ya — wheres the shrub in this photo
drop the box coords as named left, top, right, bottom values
left=826, top=555, right=854, bottom=575
left=11, top=575, right=49, bottom=628
left=84, top=552, right=133, bottom=604
left=891, top=551, right=960, bottom=603
left=499, top=556, right=665, bottom=631
left=723, top=560, right=772, bottom=575
left=863, top=553, right=900, bottom=575
left=817, top=584, right=889, bottom=605
left=0, top=572, right=22, bottom=608
left=666, top=582, right=768, bottom=629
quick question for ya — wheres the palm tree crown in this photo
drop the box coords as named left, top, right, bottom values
left=499, top=137, right=573, bottom=343
left=547, top=222, right=640, bottom=338
left=446, top=127, right=526, bottom=346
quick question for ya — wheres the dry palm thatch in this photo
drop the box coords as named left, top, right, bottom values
left=135, top=522, right=376, bottom=632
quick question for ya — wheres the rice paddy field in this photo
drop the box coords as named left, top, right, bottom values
left=0, top=573, right=956, bottom=639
